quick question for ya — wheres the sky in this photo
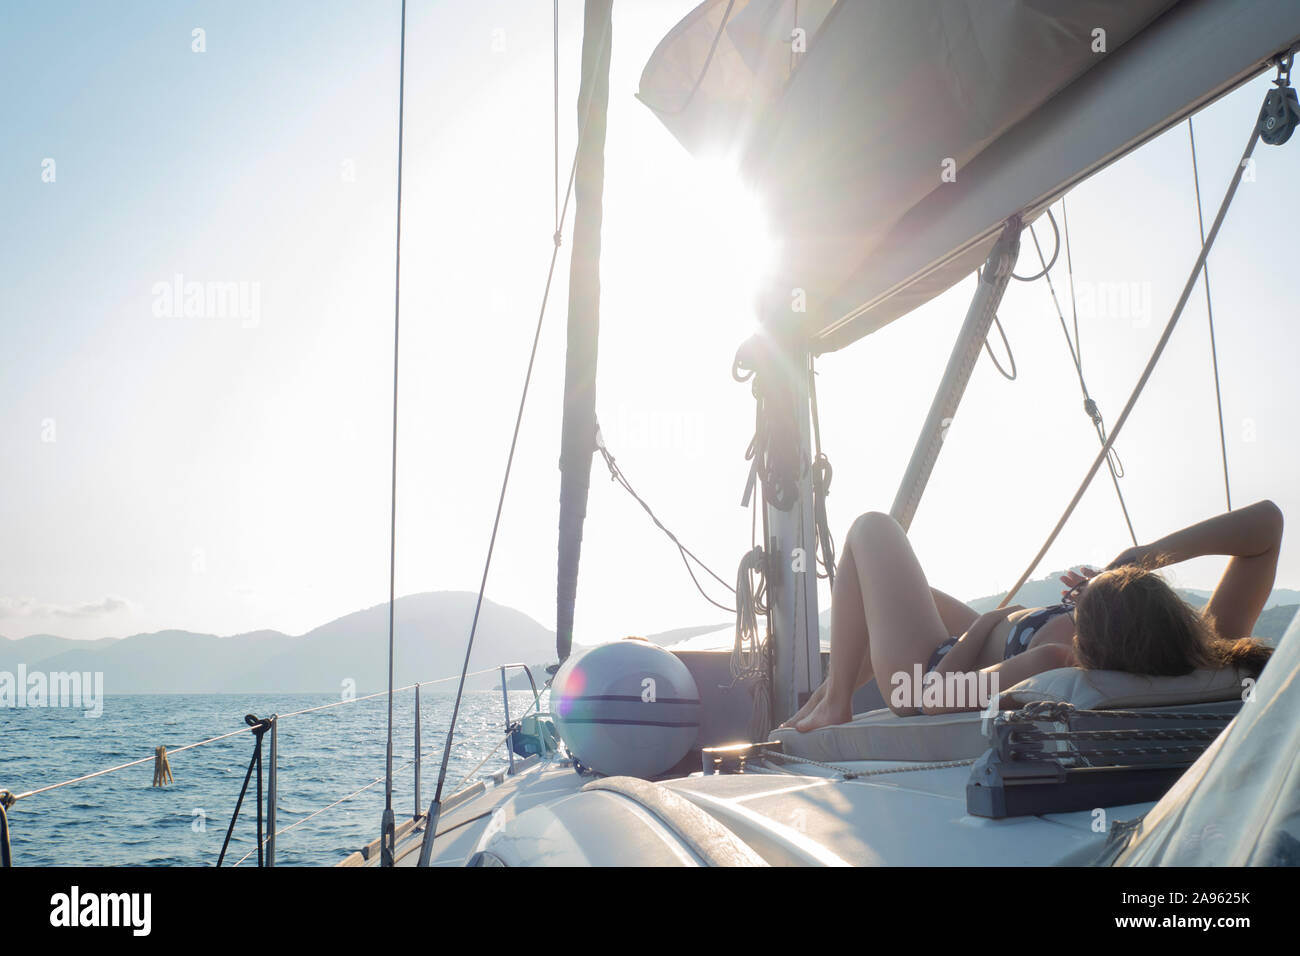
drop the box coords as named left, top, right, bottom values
left=2, top=0, right=1297, bottom=648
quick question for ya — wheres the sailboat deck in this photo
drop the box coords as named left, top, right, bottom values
left=354, top=754, right=1152, bottom=867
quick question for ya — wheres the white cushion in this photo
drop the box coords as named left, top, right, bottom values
left=769, top=667, right=1246, bottom=765
left=769, top=709, right=988, bottom=762
left=998, top=666, right=1246, bottom=710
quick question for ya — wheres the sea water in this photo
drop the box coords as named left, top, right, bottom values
left=0, top=690, right=542, bottom=866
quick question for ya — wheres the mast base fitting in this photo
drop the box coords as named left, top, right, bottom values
left=702, top=740, right=780, bottom=775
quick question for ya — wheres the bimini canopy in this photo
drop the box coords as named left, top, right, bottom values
left=639, top=0, right=1300, bottom=353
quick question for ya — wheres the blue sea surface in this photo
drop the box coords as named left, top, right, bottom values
left=1, top=690, right=545, bottom=867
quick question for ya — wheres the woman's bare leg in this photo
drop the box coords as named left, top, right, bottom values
left=780, top=544, right=873, bottom=727
left=932, top=587, right=980, bottom=637
left=795, top=512, right=952, bottom=729
left=781, top=568, right=979, bottom=728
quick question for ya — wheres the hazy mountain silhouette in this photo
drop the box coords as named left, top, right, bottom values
left=6, top=579, right=1292, bottom=696
left=1, top=592, right=561, bottom=695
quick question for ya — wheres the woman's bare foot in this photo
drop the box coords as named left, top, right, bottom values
left=779, top=680, right=828, bottom=728
left=793, top=695, right=853, bottom=733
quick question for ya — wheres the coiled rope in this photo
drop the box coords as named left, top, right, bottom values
left=808, top=354, right=836, bottom=588
left=734, top=338, right=804, bottom=513
left=733, top=545, right=772, bottom=741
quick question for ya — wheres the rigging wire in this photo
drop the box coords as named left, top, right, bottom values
left=420, top=11, right=615, bottom=866
left=998, top=102, right=1264, bottom=608
left=594, top=424, right=737, bottom=613
left=1062, top=199, right=1082, bottom=371
left=1188, top=116, right=1233, bottom=511
left=380, top=0, right=408, bottom=869
left=1027, top=205, right=1138, bottom=546
left=427, top=167, right=570, bottom=809
left=554, top=0, right=559, bottom=235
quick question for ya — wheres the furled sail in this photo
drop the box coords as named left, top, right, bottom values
left=557, top=0, right=613, bottom=664
left=640, top=0, right=1300, bottom=351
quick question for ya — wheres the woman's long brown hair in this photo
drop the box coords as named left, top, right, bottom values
left=1073, top=555, right=1273, bottom=676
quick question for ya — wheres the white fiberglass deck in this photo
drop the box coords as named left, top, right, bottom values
left=362, top=754, right=1151, bottom=867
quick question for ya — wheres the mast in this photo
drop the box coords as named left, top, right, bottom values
left=734, top=321, right=821, bottom=726
left=556, top=0, right=613, bottom=663
left=761, top=221, right=1021, bottom=723
left=764, top=339, right=821, bottom=724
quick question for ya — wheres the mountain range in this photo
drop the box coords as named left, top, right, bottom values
left=4, top=575, right=1296, bottom=696
left=0, top=592, right=563, bottom=696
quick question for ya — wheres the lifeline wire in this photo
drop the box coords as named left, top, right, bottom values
left=7, top=669, right=498, bottom=804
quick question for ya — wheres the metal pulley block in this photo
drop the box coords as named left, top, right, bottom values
left=1259, top=53, right=1299, bottom=146
left=1259, top=86, right=1299, bottom=145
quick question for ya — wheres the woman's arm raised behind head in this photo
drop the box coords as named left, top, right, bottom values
left=1141, top=499, right=1283, bottom=568
left=1188, top=500, right=1285, bottom=641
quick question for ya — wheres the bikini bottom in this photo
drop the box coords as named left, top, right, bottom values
left=925, top=635, right=961, bottom=674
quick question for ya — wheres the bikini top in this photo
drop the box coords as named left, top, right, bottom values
left=1004, top=603, right=1074, bottom=660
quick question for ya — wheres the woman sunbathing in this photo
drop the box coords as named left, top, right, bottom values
left=784, top=499, right=1282, bottom=730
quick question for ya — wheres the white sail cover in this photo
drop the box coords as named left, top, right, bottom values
left=639, top=0, right=1300, bottom=351
left=1114, top=611, right=1300, bottom=866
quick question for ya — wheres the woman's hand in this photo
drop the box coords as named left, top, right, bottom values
left=1059, top=566, right=1100, bottom=602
